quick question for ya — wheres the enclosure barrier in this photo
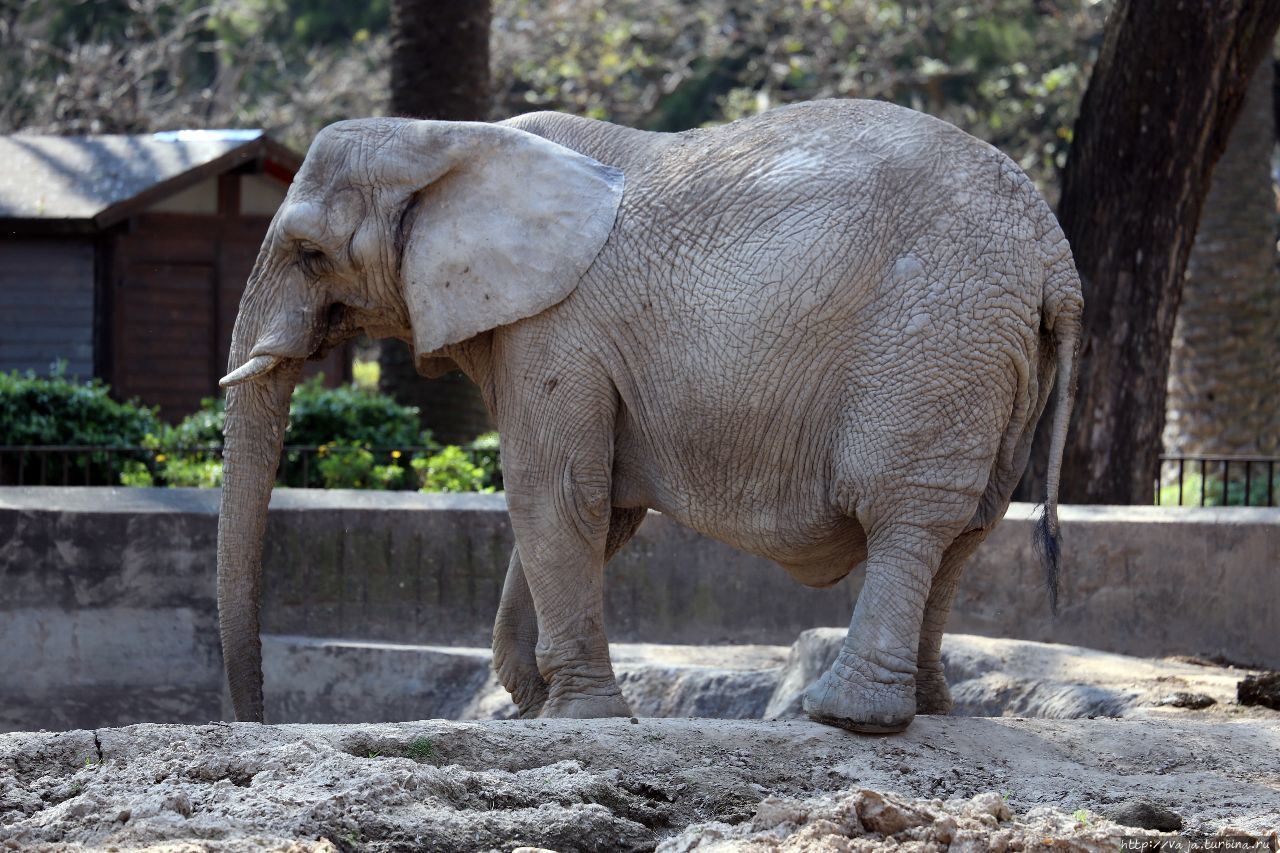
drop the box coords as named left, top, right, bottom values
left=1155, top=454, right=1278, bottom=507
left=1, top=487, right=1276, bottom=731
left=4, top=447, right=1278, bottom=506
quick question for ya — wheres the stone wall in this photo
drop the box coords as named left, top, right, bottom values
left=1, top=487, right=1276, bottom=730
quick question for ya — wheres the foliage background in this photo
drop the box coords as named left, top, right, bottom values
left=2, top=370, right=500, bottom=492
left=2, top=0, right=1107, bottom=197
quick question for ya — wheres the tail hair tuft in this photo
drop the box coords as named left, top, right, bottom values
left=1033, top=504, right=1061, bottom=616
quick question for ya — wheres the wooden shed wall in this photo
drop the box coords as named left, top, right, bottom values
left=111, top=210, right=346, bottom=421
left=0, top=238, right=95, bottom=378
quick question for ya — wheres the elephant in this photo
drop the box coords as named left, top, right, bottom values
left=216, top=98, right=1082, bottom=733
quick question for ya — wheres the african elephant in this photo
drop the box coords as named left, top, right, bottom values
left=217, top=99, right=1081, bottom=733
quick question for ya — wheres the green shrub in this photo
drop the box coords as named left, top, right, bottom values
left=315, top=444, right=407, bottom=490
left=412, top=445, right=494, bottom=493
left=165, top=397, right=225, bottom=449
left=119, top=460, right=155, bottom=487
left=155, top=456, right=225, bottom=488
left=0, top=365, right=159, bottom=484
left=0, top=364, right=158, bottom=446
left=156, top=376, right=425, bottom=449
left=0, top=369, right=499, bottom=491
left=286, top=375, right=424, bottom=448
left=469, top=431, right=503, bottom=490
left=133, top=376, right=428, bottom=488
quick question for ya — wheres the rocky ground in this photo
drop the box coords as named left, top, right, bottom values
left=2, top=634, right=1278, bottom=852
left=2, top=715, right=1277, bottom=852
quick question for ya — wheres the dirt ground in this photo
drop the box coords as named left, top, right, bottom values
left=2, top=712, right=1277, bottom=852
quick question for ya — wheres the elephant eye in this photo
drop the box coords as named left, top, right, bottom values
left=297, top=245, right=331, bottom=279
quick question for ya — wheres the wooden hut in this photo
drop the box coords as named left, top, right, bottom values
left=0, top=130, right=347, bottom=420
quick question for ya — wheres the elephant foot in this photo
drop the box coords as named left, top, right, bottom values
left=802, top=666, right=916, bottom=734
left=540, top=691, right=632, bottom=720
left=513, top=685, right=548, bottom=720
left=914, top=664, right=953, bottom=716
left=494, top=668, right=549, bottom=719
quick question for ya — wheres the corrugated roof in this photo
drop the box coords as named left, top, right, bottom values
left=0, top=130, right=299, bottom=226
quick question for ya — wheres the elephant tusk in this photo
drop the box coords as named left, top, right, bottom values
left=219, top=355, right=283, bottom=388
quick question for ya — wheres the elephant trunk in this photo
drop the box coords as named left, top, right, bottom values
left=217, top=350, right=301, bottom=722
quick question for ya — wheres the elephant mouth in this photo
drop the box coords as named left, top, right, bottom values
left=220, top=303, right=355, bottom=388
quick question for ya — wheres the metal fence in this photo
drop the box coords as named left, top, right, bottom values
left=1156, top=455, right=1278, bottom=507
left=0, top=444, right=502, bottom=491
left=2, top=445, right=1277, bottom=506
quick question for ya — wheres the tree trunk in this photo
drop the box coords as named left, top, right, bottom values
left=1163, top=62, right=1279, bottom=460
left=380, top=0, right=493, bottom=444
left=1026, top=0, right=1280, bottom=505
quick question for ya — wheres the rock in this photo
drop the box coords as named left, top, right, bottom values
left=856, top=789, right=933, bottom=835
left=673, top=767, right=760, bottom=821
left=1154, top=691, right=1217, bottom=709
left=616, top=665, right=777, bottom=720
left=1107, top=799, right=1183, bottom=832
left=659, top=788, right=1156, bottom=851
left=1237, top=672, right=1280, bottom=711
left=750, top=795, right=810, bottom=831
left=958, top=791, right=1012, bottom=822
left=762, top=628, right=845, bottom=719
left=163, top=792, right=193, bottom=817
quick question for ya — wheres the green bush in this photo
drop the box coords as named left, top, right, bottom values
left=125, top=376, right=430, bottom=488
left=469, top=431, right=503, bottom=491
left=120, top=454, right=225, bottom=488
left=286, top=375, right=424, bottom=448
left=0, top=365, right=159, bottom=484
left=0, top=364, right=159, bottom=446
left=155, top=376, right=425, bottom=450
left=411, top=445, right=495, bottom=493
left=315, top=444, right=407, bottom=490
left=1, top=368, right=503, bottom=491
left=165, top=397, right=225, bottom=449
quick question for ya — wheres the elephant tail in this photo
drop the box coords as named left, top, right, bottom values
left=1035, top=259, right=1083, bottom=616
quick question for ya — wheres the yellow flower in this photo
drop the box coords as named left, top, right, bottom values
left=391, top=450, right=402, bottom=459
left=154, top=454, right=167, bottom=463
left=318, top=445, right=328, bottom=456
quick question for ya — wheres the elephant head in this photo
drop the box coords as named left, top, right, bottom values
left=216, top=118, right=624, bottom=721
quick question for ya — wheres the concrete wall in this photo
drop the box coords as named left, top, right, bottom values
left=1, top=487, right=1276, bottom=731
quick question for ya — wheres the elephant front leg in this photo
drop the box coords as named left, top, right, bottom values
left=803, top=521, right=956, bottom=733
left=505, top=461, right=632, bottom=720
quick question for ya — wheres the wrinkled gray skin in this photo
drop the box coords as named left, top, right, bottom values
left=218, top=100, right=1082, bottom=733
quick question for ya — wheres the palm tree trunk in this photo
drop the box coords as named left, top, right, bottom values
left=380, top=0, right=493, bottom=444
left=1164, top=61, right=1279, bottom=459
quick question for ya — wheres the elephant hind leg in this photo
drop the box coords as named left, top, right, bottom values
left=605, top=506, right=647, bottom=562
left=493, top=548, right=547, bottom=718
left=915, top=528, right=989, bottom=715
left=492, top=507, right=646, bottom=718
left=803, top=488, right=975, bottom=732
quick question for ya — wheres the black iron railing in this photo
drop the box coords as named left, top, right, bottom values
left=2, top=445, right=1276, bottom=505
left=1156, top=455, right=1278, bottom=507
left=0, top=444, right=502, bottom=491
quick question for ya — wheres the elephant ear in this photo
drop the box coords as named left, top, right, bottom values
left=397, top=121, right=624, bottom=365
